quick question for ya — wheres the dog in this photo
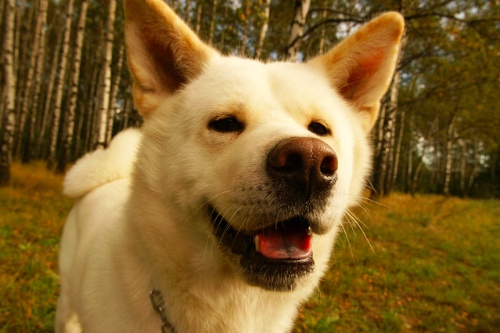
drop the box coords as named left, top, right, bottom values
left=55, top=0, right=404, bottom=332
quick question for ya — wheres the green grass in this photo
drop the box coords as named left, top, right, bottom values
left=1, top=162, right=498, bottom=332
left=0, top=162, right=73, bottom=333
left=294, top=194, right=500, bottom=333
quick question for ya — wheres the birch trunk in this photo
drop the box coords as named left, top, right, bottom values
left=286, top=0, right=311, bottom=62
left=185, top=0, right=192, bottom=25
left=13, top=0, right=30, bottom=153
left=318, top=0, right=328, bottom=55
left=372, top=101, right=396, bottom=198
left=405, top=114, right=414, bottom=193
left=208, top=0, right=217, bottom=45
left=240, top=0, right=250, bottom=56
left=385, top=68, right=403, bottom=195
left=96, top=0, right=117, bottom=149
left=24, top=0, right=48, bottom=163
left=443, top=112, right=456, bottom=196
left=389, top=106, right=405, bottom=192
left=57, top=0, right=89, bottom=173
left=35, top=31, right=63, bottom=159
left=459, top=139, right=467, bottom=196
left=372, top=31, right=405, bottom=198
left=254, top=0, right=271, bottom=59
left=194, top=1, right=203, bottom=35
left=12, top=0, right=26, bottom=97
left=47, top=0, right=75, bottom=169
left=466, top=142, right=479, bottom=197
left=106, top=44, right=125, bottom=144
left=0, top=0, right=17, bottom=185
left=18, top=0, right=48, bottom=160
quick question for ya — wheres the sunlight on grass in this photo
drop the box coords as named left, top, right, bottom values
left=0, top=162, right=73, bottom=333
left=1, top=163, right=498, bottom=332
left=294, top=194, right=500, bottom=333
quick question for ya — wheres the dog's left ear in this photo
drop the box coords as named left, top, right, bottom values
left=125, top=0, right=219, bottom=117
left=308, top=13, right=404, bottom=131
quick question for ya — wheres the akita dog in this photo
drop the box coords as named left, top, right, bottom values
left=55, top=0, right=404, bottom=332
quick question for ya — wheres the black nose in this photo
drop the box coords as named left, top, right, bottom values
left=267, top=137, right=337, bottom=199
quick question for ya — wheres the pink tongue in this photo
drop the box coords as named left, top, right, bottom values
left=257, top=226, right=312, bottom=260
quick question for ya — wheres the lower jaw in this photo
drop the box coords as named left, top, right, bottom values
left=240, top=254, right=315, bottom=291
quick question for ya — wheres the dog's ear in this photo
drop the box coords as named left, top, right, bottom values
left=125, top=0, right=219, bottom=117
left=308, top=13, right=404, bottom=131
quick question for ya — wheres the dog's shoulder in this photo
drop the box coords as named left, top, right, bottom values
left=63, top=128, right=142, bottom=199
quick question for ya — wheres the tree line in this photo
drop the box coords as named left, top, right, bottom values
left=1, top=0, right=499, bottom=198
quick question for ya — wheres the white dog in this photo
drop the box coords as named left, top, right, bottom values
left=56, top=0, right=404, bottom=332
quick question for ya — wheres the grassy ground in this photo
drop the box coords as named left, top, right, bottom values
left=0, top=162, right=498, bottom=332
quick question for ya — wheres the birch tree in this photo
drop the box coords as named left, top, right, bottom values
left=18, top=0, right=48, bottom=160
left=286, top=0, right=311, bottom=61
left=0, top=0, right=17, bottom=185
left=208, top=0, right=218, bottom=44
left=443, top=111, right=457, bottom=196
left=106, top=45, right=125, bottom=144
left=254, top=0, right=271, bottom=59
left=96, top=0, right=117, bottom=149
left=47, top=0, right=75, bottom=169
left=24, top=0, right=48, bottom=163
left=57, top=0, right=89, bottom=173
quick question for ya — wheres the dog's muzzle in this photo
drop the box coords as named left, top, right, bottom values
left=209, top=137, right=337, bottom=291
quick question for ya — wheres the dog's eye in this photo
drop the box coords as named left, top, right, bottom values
left=209, top=116, right=244, bottom=133
left=308, top=121, right=330, bottom=136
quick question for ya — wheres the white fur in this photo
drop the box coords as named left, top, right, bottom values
left=62, top=128, right=141, bottom=199
left=56, top=1, right=403, bottom=332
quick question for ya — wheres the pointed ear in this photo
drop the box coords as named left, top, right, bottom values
left=308, top=12, right=404, bottom=131
left=125, top=0, right=219, bottom=117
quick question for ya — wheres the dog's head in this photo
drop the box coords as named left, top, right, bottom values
left=125, top=0, right=403, bottom=291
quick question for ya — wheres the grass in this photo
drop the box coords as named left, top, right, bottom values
left=1, top=162, right=498, bottom=332
left=294, top=194, right=500, bottom=332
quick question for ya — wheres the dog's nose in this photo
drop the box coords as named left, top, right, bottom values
left=267, top=137, right=337, bottom=199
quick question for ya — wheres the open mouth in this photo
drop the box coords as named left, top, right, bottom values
left=209, top=205, right=315, bottom=291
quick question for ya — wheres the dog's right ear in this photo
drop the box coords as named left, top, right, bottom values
left=125, top=0, right=219, bottom=117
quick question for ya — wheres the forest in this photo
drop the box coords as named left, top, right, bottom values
left=1, top=0, right=499, bottom=198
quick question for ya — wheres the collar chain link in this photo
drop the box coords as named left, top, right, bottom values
left=149, top=289, right=177, bottom=333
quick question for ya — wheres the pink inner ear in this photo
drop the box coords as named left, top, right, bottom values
left=340, top=49, right=385, bottom=100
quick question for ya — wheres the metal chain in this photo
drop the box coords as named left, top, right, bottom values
left=149, top=289, right=177, bottom=333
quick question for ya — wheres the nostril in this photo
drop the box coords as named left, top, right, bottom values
left=281, top=153, right=302, bottom=173
left=320, top=155, right=337, bottom=176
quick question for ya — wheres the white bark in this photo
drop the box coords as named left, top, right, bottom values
left=254, top=0, right=271, bottom=59
left=443, top=112, right=457, bottom=196
left=194, top=1, right=203, bottom=35
left=0, top=0, right=16, bottom=185
left=208, top=0, right=217, bottom=44
left=96, top=0, right=117, bottom=149
left=286, top=0, right=311, bottom=61
left=19, top=0, right=48, bottom=159
left=106, top=44, right=124, bottom=144
left=58, top=0, right=89, bottom=172
left=47, top=0, right=75, bottom=169
left=25, top=0, right=48, bottom=162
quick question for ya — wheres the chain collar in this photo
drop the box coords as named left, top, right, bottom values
left=150, top=289, right=177, bottom=333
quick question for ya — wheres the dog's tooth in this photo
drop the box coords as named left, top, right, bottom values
left=307, top=226, right=313, bottom=236
left=254, top=235, right=260, bottom=253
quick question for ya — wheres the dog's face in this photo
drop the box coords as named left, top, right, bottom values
left=125, top=0, right=403, bottom=291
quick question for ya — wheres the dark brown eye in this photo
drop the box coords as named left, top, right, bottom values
left=209, top=116, right=244, bottom=133
left=308, top=121, right=330, bottom=136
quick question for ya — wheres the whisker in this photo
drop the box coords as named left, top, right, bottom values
left=345, top=209, right=375, bottom=254
left=339, top=222, right=355, bottom=261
